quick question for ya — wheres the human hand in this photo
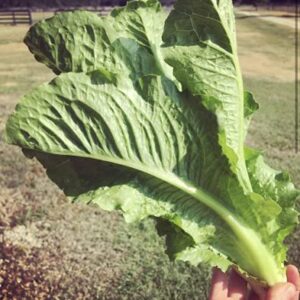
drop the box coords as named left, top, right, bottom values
left=209, top=265, right=300, bottom=300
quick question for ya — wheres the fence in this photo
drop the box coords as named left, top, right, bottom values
left=0, top=9, right=32, bottom=25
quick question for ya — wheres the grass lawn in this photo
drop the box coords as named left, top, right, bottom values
left=0, top=11, right=299, bottom=299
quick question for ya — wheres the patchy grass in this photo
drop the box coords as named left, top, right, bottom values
left=0, top=12, right=299, bottom=299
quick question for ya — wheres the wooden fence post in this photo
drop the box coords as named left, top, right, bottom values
left=28, top=9, right=32, bottom=25
left=12, top=11, right=16, bottom=25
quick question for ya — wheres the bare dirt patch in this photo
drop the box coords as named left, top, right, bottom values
left=239, top=51, right=294, bottom=81
left=2, top=82, right=17, bottom=88
left=236, top=17, right=294, bottom=81
left=0, top=43, right=28, bottom=55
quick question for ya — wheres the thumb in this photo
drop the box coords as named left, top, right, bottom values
left=266, top=282, right=297, bottom=300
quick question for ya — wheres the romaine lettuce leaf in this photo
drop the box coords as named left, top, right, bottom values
left=4, top=0, right=299, bottom=286
left=162, top=0, right=254, bottom=193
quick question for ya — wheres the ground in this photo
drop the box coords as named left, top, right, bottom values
left=0, top=9, right=299, bottom=300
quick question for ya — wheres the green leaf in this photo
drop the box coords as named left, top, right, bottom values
left=245, top=148, right=299, bottom=265
left=4, top=0, right=299, bottom=286
left=24, top=1, right=176, bottom=83
left=5, top=69, right=293, bottom=284
left=162, top=0, right=252, bottom=192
